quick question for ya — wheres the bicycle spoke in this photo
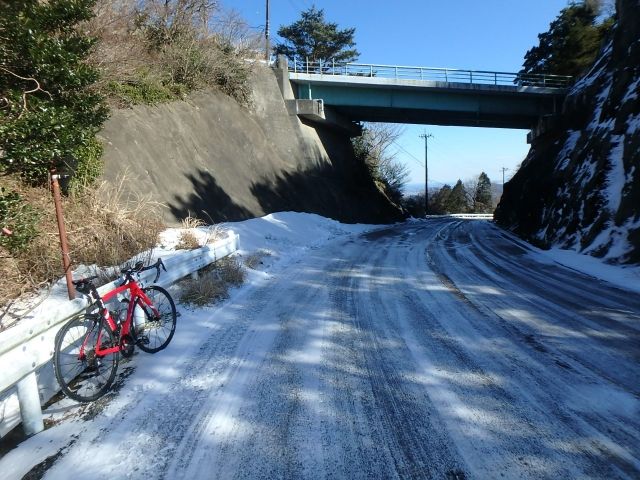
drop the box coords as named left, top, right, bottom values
left=54, top=315, right=119, bottom=402
left=134, top=286, right=177, bottom=353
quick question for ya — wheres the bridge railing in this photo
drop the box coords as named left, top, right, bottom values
left=288, top=58, right=572, bottom=89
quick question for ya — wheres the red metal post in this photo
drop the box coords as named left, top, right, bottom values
left=50, top=170, right=75, bottom=300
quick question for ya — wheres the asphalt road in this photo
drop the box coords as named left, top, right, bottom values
left=41, top=219, right=640, bottom=479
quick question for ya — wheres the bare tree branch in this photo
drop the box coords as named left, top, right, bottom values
left=0, top=67, right=53, bottom=118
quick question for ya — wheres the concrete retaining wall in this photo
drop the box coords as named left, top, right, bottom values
left=100, top=65, right=403, bottom=225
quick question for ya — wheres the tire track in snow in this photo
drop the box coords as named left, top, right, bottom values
left=327, top=227, right=468, bottom=479
left=44, top=277, right=281, bottom=480
left=421, top=220, right=640, bottom=478
left=39, top=219, right=640, bottom=479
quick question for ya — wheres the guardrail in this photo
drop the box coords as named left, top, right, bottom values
left=288, top=58, right=573, bottom=89
left=0, top=231, right=239, bottom=438
left=426, top=214, right=494, bottom=219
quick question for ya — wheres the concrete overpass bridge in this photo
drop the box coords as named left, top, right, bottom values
left=275, top=57, right=572, bottom=137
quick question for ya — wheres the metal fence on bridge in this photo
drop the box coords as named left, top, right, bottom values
left=288, top=58, right=573, bottom=89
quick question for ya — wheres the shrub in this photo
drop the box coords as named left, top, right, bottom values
left=0, top=187, right=39, bottom=254
left=217, top=257, right=245, bottom=286
left=179, top=272, right=229, bottom=306
left=0, top=0, right=108, bottom=185
left=107, top=80, right=176, bottom=107
left=179, top=256, right=245, bottom=307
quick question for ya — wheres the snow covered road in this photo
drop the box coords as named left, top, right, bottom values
left=3, top=217, right=640, bottom=479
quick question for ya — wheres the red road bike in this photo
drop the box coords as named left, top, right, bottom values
left=53, top=259, right=177, bottom=402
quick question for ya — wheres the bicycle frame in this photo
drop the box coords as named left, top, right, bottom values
left=81, top=279, right=158, bottom=358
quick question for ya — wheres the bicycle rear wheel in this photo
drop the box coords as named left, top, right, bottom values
left=53, top=315, right=119, bottom=402
left=133, top=285, right=177, bottom=353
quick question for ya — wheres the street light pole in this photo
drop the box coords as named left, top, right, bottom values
left=419, top=132, right=433, bottom=216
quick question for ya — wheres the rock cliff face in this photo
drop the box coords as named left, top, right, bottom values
left=495, top=0, right=640, bottom=264
left=99, top=66, right=403, bottom=225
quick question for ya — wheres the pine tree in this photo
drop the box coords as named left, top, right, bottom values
left=520, top=0, right=613, bottom=78
left=430, top=185, right=452, bottom=214
left=473, top=172, right=493, bottom=213
left=446, top=180, right=468, bottom=213
left=274, top=6, right=359, bottom=63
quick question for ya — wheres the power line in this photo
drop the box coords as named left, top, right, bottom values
left=391, top=140, right=424, bottom=167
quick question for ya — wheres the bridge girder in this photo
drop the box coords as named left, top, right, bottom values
left=289, top=74, right=566, bottom=131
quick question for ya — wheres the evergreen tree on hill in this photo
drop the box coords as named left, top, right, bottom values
left=430, top=184, right=452, bottom=215
left=446, top=180, right=468, bottom=213
left=274, top=6, right=359, bottom=63
left=473, top=172, right=493, bottom=213
left=520, top=0, right=614, bottom=78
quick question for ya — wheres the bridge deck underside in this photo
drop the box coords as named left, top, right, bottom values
left=293, top=81, right=563, bottom=129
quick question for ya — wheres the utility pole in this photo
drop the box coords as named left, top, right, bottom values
left=501, top=167, right=509, bottom=185
left=419, top=132, right=433, bottom=216
left=265, top=0, right=270, bottom=62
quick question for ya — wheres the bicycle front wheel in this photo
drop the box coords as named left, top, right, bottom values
left=133, top=285, right=177, bottom=353
left=53, top=315, right=119, bottom=402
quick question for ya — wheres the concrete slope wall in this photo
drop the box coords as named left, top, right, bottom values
left=99, top=65, right=403, bottom=225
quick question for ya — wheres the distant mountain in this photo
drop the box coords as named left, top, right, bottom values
left=403, top=181, right=446, bottom=196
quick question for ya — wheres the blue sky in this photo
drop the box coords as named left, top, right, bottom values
left=222, top=0, right=571, bottom=187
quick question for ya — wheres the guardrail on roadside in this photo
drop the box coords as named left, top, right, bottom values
left=288, top=58, right=573, bottom=89
left=426, top=214, right=494, bottom=220
left=0, top=231, right=239, bottom=438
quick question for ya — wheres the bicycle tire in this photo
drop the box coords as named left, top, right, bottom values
left=53, top=315, right=119, bottom=402
left=133, top=285, right=177, bottom=353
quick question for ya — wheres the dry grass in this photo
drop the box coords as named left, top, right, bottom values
left=175, top=215, right=229, bottom=250
left=179, top=256, right=246, bottom=307
left=176, top=230, right=200, bottom=250
left=179, top=272, right=229, bottom=306
left=0, top=173, right=165, bottom=323
left=243, top=249, right=272, bottom=270
left=181, top=214, right=206, bottom=230
left=217, top=257, right=245, bottom=286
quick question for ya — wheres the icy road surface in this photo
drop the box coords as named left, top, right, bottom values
left=6, top=218, right=640, bottom=479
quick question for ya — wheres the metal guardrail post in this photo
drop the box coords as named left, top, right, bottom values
left=17, top=372, right=43, bottom=436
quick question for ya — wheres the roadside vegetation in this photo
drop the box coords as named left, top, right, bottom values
left=402, top=173, right=495, bottom=217
left=179, top=256, right=245, bottom=307
left=352, top=124, right=409, bottom=207
left=0, top=0, right=260, bottom=313
left=520, top=0, right=614, bottom=78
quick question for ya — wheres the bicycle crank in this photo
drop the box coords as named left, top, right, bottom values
left=120, top=334, right=135, bottom=358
